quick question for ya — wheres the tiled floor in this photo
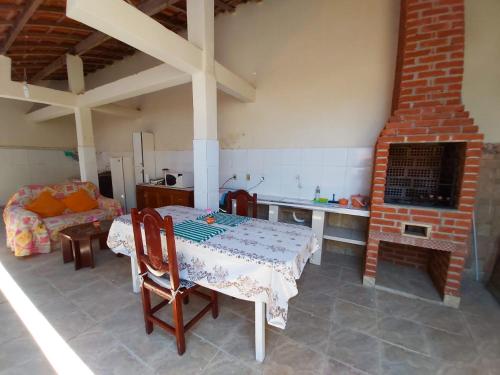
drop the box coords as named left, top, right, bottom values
left=1, top=226, right=500, bottom=374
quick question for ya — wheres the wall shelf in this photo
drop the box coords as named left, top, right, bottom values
left=323, top=226, right=367, bottom=246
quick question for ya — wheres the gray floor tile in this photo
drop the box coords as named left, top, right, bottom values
left=423, top=326, right=480, bottom=363
left=153, top=335, right=218, bottom=374
left=381, top=343, right=438, bottom=375
left=279, top=307, right=332, bottom=352
left=262, top=336, right=326, bottom=374
left=326, top=325, right=381, bottom=374
left=336, top=282, right=377, bottom=309
left=289, top=290, right=335, bottom=321
left=332, top=299, right=378, bottom=333
left=0, top=355, right=56, bottom=375
left=202, top=351, right=259, bottom=375
left=376, top=315, right=430, bottom=355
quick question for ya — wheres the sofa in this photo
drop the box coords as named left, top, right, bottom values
left=3, top=181, right=123, bottom=257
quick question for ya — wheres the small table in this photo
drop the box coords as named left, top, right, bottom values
left=60, top=220, right=112, bottom=270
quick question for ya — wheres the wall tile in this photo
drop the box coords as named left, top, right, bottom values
left=347, top=147, right=374, bottom=167
left=323, top=148, right=348, bottom=166
left=281, top=149, right=301, bottom=166
left=301, top=148, right=324, bottom=166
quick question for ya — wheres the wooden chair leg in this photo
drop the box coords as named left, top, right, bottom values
left=183, top=294, right=190, bottom=305
left=172, top=296, right=186, bottom=355
left=141, top=287, right=154, bottom=334
left=211, top=291, right=219, bottom=319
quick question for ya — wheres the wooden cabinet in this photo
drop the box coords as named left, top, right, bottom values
left=136, top=185, right=194, bottom=210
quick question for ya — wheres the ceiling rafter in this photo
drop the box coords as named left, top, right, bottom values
left=30, top=0, right=183, bottom=82
left=215, top=0, right=235, bottom=12
left=0, top=0, right=44, bottom=54
left=2, top=0, right=249, bottom=81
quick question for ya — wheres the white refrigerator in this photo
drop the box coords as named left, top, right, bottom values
left=110, top=156, right=136, bottom=213
left=133, top=132, right=155, bottom=184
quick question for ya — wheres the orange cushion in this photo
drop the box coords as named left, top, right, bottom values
left=25, top=191, right=66, bottom=218
left=62, top=189, right=98, bottom=213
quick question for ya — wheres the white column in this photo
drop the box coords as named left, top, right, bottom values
left=75, top=107, right=98, bottom=186
left=67, top=54, right=98, bottom=186
left=188, top=0, right=219, bottom=211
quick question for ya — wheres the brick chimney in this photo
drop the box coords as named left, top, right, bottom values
left=364, top=0, right=483, bottom=307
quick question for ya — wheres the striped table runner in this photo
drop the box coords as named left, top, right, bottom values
left=173, top=220, right=226, bottom=243
left=197, top=212, right=250, bottom=227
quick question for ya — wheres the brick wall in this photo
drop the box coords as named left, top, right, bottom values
left=379, top=241, right=430, bottom=269
left=365, top=0, right=483, bottom=305
left=472, top=144, right=500, bottom=279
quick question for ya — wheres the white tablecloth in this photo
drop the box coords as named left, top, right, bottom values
left=107, top=206, right=319, bottom=329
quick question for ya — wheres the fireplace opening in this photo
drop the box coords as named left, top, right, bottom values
left=376, top=241, right=451, bottom=301
left=384, top=142, right=466, bottom=208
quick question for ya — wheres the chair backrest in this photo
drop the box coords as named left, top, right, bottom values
left=131, top=208, right=180, bottom=290
left=226, top=190, right=258, bottom=218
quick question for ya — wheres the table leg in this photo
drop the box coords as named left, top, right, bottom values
left=130, top=255, right=140, bottom=293
left=99, top=236, right=109, bottom=250
left=61, top=237, right=74, bottom=263
left=78, top=239, right=94, bottom=269
left=310, top=210, right=325, bottom=265
left=255, top=301, right=266, bottom=362
left=73, top=241, right=81, bottom=270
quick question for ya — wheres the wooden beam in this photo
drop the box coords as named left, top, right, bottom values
left=65, top=0, right=255, bottom=102
left=66, top=0, right=202, bottom=74
left=214, top=0, right=235, bottom=12
left=25, top=20, right=93, bottom=33
left=30, top=0, right=181, bottom=83
left=0, top=0, right=44, bottom=54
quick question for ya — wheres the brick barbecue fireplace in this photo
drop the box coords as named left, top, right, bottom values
left=364, top=0, right=483, bottom=307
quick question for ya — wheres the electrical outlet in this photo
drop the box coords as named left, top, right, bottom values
left=260, top=176, right=265, bottom=181
left=232, top=174, right=237, bottom=179
left=246, top=174, right=251, bottom=181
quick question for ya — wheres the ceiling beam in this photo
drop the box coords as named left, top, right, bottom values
left=0, top=55, right=77, bottom=107
left=66, top=0, right=202, bottom=74
left=30, top=0, right=181, bottom=83
left=65, top=0, right=255, bottom=101
left=0, top=0, right=44, bottom=54
left=27, top=63, right=191, bottom=122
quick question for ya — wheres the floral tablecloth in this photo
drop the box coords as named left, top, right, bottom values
left=107, top=206, right=319, bottom=329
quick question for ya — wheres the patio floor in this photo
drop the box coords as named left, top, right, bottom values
left=1, top=222, right=500, bottom=374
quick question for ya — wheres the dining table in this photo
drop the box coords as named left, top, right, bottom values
left=106, top=205, right=319, bottom=362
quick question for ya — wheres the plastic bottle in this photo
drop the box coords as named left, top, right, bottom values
left=314, top=186, right=320, bottom=201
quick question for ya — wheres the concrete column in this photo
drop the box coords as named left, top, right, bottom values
left=188, top=0, right=219, bottom=210
left=74, top=107, right=98, bottom=186
left=67, top=54, right=98, bottom=186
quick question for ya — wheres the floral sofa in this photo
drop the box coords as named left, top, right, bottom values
left=3, top=181, right=123, bottom=257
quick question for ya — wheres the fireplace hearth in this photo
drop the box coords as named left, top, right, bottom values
left=385, top=142, right=466, bottom=208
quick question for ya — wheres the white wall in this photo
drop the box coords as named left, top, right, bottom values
left=463, top=0, right=500, bottom=143
left=0, top=148, right=80, bottom=205
left=0, top=98, right=76, bottom=149
left=156, top=147, right=373, bottom=200
left=0, top=98, right=79, bottom=205
left=88, top=0, right=401, bottom=152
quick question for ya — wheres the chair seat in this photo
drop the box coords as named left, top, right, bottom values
left=148, top=272, right=196, bottom=290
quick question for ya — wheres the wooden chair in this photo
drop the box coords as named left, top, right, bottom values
left=131, top=208, right=218, bottom=355
left=226, top=190, right=258, bottom=218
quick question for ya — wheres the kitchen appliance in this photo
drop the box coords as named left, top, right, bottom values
left=110, top=156, right=136, bottom=213
left=149, top=178, right=165, bottom=185
left=133, top=132, right=155, bottom=184
left=163, top=169, right=194, bottom=188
